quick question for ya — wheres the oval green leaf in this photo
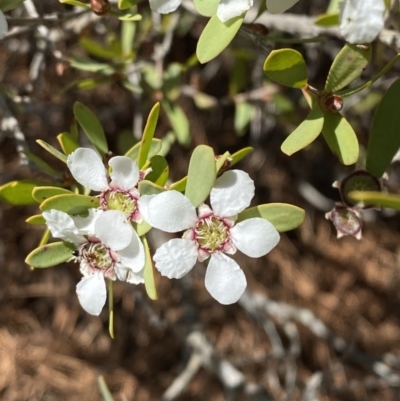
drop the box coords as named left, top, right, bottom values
left=57, top=132, right=79, bottom=155
left=144, top=155, right=169, bottom=186
left=197, top=15, right=244, bottom=64
left=125, top=138, right=162, bottom=161
left=73, top=101, right=108, bottom=156
left=314, top=13, right=339, bottom=26
left=348, top=190, right=400, bottom=210
left=0, top=180, right=49, bottom=205
left=322, top=112, right=359, bottom=165
left=194, top=0, right=219, bottom=16
left=263, top=49, right=308, bottom=88
left=230, top=147, right=253, bottom=167
left=138, top=103, right=160, bottom=168
left=40, top=194, right=100, bottom=214
left=23, top=151, right=62, bottom=178
left=33, top=186, right=73, bottom=203
left=324, top=44, right=371, bottom=93
left=281, top=106, right=324, bottom=155
left=186, top=145, right=216, bottom=207
left=25, top=242, right=75, bottom=268
left=162, top=101, right=190, bottom=147
left=366, top=79, right=400, bottom=178
left=36, top=140, right=67, bottom=163
left=237, top=203, right=305, bottom=232
left=138, top=180, right=166, bottom=196
left=26, top=215, right=46, bottom=225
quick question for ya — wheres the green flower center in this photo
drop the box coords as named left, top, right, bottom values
left=195, top=216, right=230, bottom=252
left=101, top=189, right=137, bottom=219
left=81, top=241, right=114, bottom=270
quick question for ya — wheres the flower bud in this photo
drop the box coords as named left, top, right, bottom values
left=325, top=205, right=362, bottom=240
left=320, top=94, right=343, bottom=113
left=90, top=0, right=111, bottom=16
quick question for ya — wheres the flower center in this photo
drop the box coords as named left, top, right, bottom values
left=100, top=189, right=139, bottom=221
left=80, top=241, right=114, bottom=271
left=195, top=216, right=230, bottom=252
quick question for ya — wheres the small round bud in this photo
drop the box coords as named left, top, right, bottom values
left=90, top=0, right=111, bottom=16
left=320, top=94, right=343, bottom=113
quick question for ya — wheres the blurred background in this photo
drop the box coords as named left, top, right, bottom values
left=1, top=0, right=400, bottom=400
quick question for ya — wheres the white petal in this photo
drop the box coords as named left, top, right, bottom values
left=149, top=0, right=181, bottom=13
left=43, top=209, right=84, bottom=244
left=117, top=229, right=145, bottom=272
left=230, top=218, right=280, bottom=258
left=137, top=194, right=155, bottom=225
left=72, top=208, right=102, bottom=236
left=76, top=272, right=107, bottom=315
left=153, top=238, right=198, bottom=279
left=126, top=269, right=144, bottom=284
left=95, top=210, right=132, bottom=251
left=146, top=191, right=197, bottom=233
left=266, top=0, right=299, bottom=14
left=339, top=0, right=385, bottom=44
left=217, top=0, right=253, bottom=22
left=67, top=148, right=108, bottom=191
left=210, top=170, right=254, bottom=217
left=109, top=156, right=139, bottom=190
left=205, top=254, right=246, bottom=304
left=0, top=11, right=8, bottom=40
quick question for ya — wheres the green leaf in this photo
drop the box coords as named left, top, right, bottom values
left=0, top=0, right=25, bottom=12
left=143, top=236, right=158, bottom=300
left=348, top=191, right=400, bottom=210
left=169, top=176, right=187, bottom=193
left=185, top=145, right=216, bottom=207
left=23, top=151, right=63, bottom=178
left=79, top=38, right=120, bottom=60
left=281, top=106, right=324, bottom=155
left=70, top=57, right=116, bottom=74
left=73, top=102, right=108, bottom=156
left=59, top=0, right=90, bottom=7
left=215, top=151, right=231, bottom=173
left=26, top=215, right=46, bottom=225
left=162, top=101, right=190, bottom=147
left=121, top=20, right=136, bottom=58
left=196, top=15, right=244, bottom=64
left=25, top=242, right=75, bottom=268
left=98, top=376, right=115, bottom=401
left=230, top=147, right=253, bottom=167
left=263, top=49, right=308, bottom=88
left=322, top=112, right=359, bottom=165
left=324, top=44, right=372, bottom=93
left=234, top=102, right=255, bottom=135
left=0, top=180, right=49, bottom=205
left=138, top=180, right=165, bottom=196
left=135, top=221, right=152, bottom=236
left=57, top=132, right=79, bottom=155
left=237, top=203, right=305, bottom=232
left=125, top=138, right=162, bottom=161
left=193, top=0, right=219, bottom=16
left=366, top=79, right=400, bottom=177
left=118, top=13, right=142, bottom=21
left=40, top=194, right=100, bottom=214
left=314, top=13, right=339, bottom=26
left=32, top=186, right=73, bottom=203
left=36, top=140, right=67, bottom=163
left=144, top=156, right=169, bottom=186
left=118, top=0, right=139, bottom=9
left=138, top=103, right=160, bottom=168
left=108, top=281, right=114, bottom=339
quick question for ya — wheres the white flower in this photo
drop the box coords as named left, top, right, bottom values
left=67, top=148, right=144, bottom=223
left=339, top=0, right=385, bottom=44
left=43, top=209, right=145, bottom=315
left=148, top=0, right=253, bottom=23
left=0, top=11, right=8, bottom=40
left=139, top=170, right=280, bottom=304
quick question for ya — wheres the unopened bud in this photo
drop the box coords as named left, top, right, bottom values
left=90, top=0, right=111, bottom=15
left=325, top=205, right=362, bottom=240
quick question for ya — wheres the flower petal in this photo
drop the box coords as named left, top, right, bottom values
left=149, top=0, right=181, bottom=13
left=109, top=156, right=140, bottom=190
left=95, top=210, right=132, bottom=251
left=67, top=148, right=108, bottom=191
left=72, top=208, right=102, bottom=236
left=217, top=0, right=253, bottom=22
left=205, top=254, right=246, bottom=304
left=339, top=0, right=385, bottom=44
left=0, top=11, right=8, bottom=40
left=117, top=229, right=145, bottom=272
left=146, top=191, right=197, bottom=233
left=43, top=209, right=84, bottom=244
left=115, top=264, right=144, bottom=284
left=266, top=0, right=299, bottom=14
left=153, top=238, right=198, bottom=278
left=210, top=170, right=255, bottom=217
left=76, top=272, right=107, bottom=315
left=137, top=194, right=155, bottom=225
left=231, top=218, right=280, bottom=257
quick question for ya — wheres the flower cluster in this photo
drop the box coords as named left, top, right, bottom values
left=43, top=147, right=280, bottom=315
